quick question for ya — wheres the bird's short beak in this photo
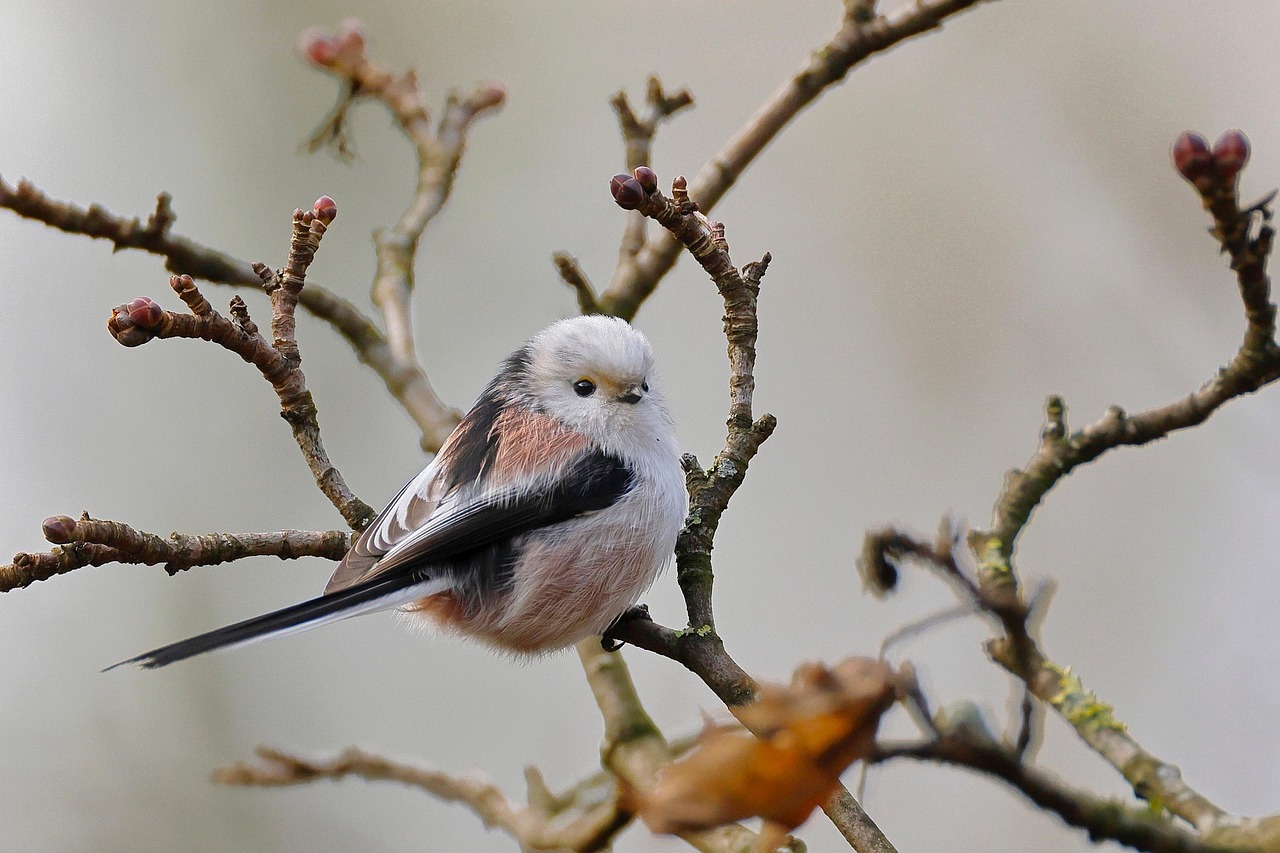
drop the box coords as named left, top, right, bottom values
left=618, top=384, right=644, bottom=405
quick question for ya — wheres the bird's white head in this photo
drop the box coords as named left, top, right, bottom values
left=518, top=315, right=674, bottom=455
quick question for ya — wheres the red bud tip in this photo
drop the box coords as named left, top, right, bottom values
left=336, top=19, right=367, bottom=53
left=312, top=195, right=338, bottom=223
left=474, top=82, right=507, bottom=110
left=1212, top=129, right=1250, bottom=179
left=107, top=308, right=152, bottom=346
left=1172, top=132, right=1212, bottom=182
left=298, top=28, right=338, bottom=67
left=41, top=515, right=78, bottom=544
left=125, top=296, right=164, bottom=328
left=633, top=166, right=658, bottom=193
left=610, top=174, right=645, bottom=210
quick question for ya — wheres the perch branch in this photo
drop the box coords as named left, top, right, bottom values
left=106, top=201, right=375, bottom=530
left=606, top=169, right=894, bottom=853
left=575, top=641, right=801, bottom=853
left=598, top=0, right=996, bottom=320
left=1, top=514, right=348, bottom=592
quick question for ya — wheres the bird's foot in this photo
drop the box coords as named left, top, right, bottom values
left=601, top=603, right=652, bottom=652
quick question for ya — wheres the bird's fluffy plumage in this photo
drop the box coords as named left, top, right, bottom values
left=113, top=315, right=685, bottom=669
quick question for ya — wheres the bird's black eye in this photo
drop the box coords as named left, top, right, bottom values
left=641, top=380, right=649, bottom=393
left=573, top=378, right=596, bottom=397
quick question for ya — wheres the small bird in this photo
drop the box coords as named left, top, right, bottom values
left=111, top=315, right=686, bottom=669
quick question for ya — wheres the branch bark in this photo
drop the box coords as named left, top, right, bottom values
left=605, top=169, right=895, bottom=853
left=106, top=202, right=375, bottom=531
left=2, top=515, right=349, bottom=592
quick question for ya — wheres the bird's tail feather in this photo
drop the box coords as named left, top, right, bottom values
left=106, top=572, right=448, bottom=671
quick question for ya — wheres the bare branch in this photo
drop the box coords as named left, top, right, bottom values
left=216, top=745, right=626, bottom=853
left=2, top=514, right=348, bottom=592
left=605, top=169, right=894, bottom=852
left=299, top=21, right=504, bottom=451
left=106, top=202, right=375, bottom=530
left=598, top=0, right=996, bottom=320
left=872, top=737, right=1235, bottom=853
left=980, top=131, right=1278, bottom=570
left=0, top=176, right=460, bottom=449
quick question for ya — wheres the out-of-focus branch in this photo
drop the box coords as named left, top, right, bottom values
left=576, top=641, right=798, bottom=853
left=605, top=169, right=894, bottom=853
left=106, top=200, right=375, bottom=531
left=1, top=514, right=349, bottom=592
left=300, top=20, right=505, bottom=451
left=216, top=746, right=628, bottom=853
left=556, top=77, right=692, bottom=316
left=597, top=0, right=996, bottom=320
left=871, top=737, right=1237, bottom=853
left=862, top=524, right=1233, bottom=836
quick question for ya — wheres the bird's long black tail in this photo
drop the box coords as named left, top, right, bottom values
left=106, top=571, right=445, bottom=670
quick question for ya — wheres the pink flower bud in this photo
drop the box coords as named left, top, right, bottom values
left=1171, top=132, right=1212, bottom=183
left=610, top=174, right=645, bottom=210
left=1212, top=129, right=1250, bottom=180
left=312, top=195, right=337, bottom=223
left=126, top=296, right=163, bottom=328
left=41, top=516, right=77, bottom=544
left=633, top=166, right=658, bottom=194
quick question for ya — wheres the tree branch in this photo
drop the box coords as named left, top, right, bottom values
left=597, top=0, right=996, bottom=320
left=216, top=745, right=627, bottom=853
left=979, top=131, right=1278, bottom=571
left=0, top=175, right=460, bottom=451
left=872, top=737, right=1236, bottom=853
left=606, top=168, right=895, bottom=853
left=106, top=200, right=375, bottom=531
left=1, top=514, right=349, bottom=592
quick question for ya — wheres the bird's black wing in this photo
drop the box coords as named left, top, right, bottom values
left=109, top=449, right=635, bottom=670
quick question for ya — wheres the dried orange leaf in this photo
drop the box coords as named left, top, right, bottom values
left=633, top=657, right=902, bottom=836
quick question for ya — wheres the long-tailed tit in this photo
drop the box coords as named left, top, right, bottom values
left=112, top=315, right=686, bottom=669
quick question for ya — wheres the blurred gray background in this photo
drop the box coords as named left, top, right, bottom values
left=3, top=1, right=1278, bottom=851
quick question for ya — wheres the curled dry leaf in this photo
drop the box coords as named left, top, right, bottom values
left=630, top=657, right=904, bottom=838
